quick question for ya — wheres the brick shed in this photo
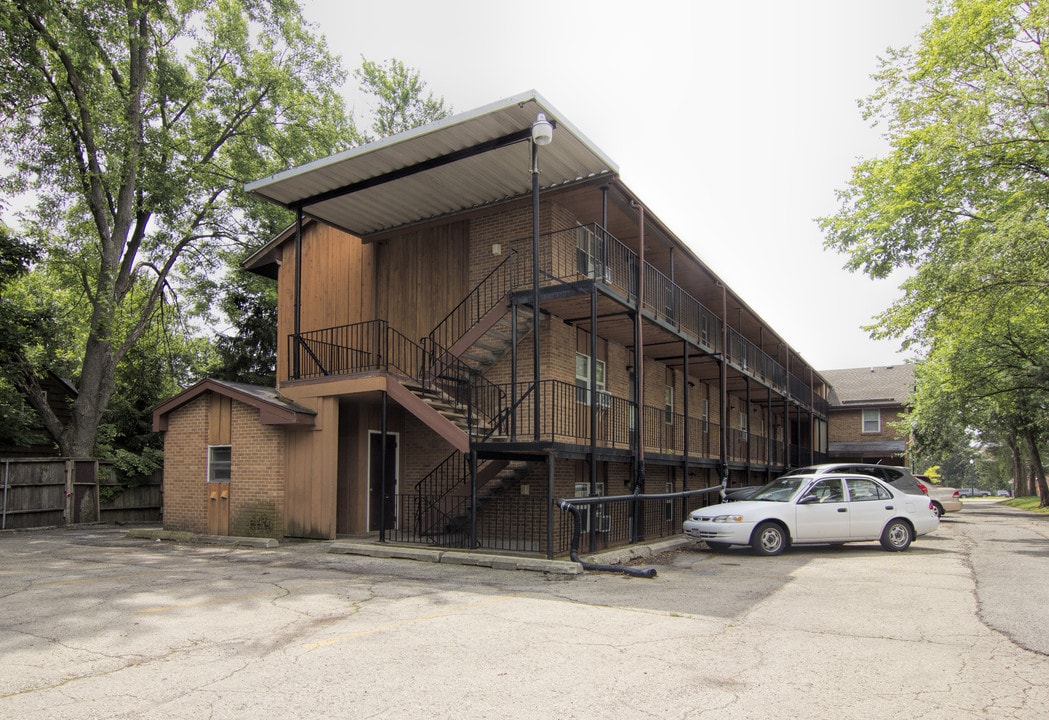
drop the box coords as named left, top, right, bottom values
left=152, top=379, right=315, bottom=538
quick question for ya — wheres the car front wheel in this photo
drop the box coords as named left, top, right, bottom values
left=880, top=519, right=912, bottom=552
left=751, top=522, right=788, bottom=556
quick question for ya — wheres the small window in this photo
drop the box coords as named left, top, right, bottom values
left=701, top=398, right=709, bottom=434
left=739, top=412, right=748, bottom=441
left=208, top=445, right=231, bottom=483
left=664, top=385, right=674, bottom=425
left=862, top=409, right=881, bottom=433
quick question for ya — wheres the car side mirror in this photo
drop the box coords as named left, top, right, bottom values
left=798, top=494, right=819, bottom=505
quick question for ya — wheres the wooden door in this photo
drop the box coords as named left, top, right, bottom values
left=368, top=432, right=398, bottom=532
left=208, top=484, right=230, bottom=535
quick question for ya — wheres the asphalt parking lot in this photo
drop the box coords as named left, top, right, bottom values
left=2, top=500, right=1047, bottom=719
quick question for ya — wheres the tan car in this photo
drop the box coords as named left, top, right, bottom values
left=914, top=475, right=963, bottom=518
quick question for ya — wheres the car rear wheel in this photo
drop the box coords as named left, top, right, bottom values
left=931, top=502, right=944, bottom=519
left=751, top=522, right=788, bottom=556
left=880, top=519, right=912, bottom=552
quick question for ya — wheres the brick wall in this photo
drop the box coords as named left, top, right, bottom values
left=162, top=396, right=209, bottom=534
left=829, top=406, right=907, bottom=443
left=228, top=402, right=286, bottom=537
left=161, top=393, right=286, bottom=538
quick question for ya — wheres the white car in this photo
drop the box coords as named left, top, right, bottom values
left=684, top=473, right=939, bottom=556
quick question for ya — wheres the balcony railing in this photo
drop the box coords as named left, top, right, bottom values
left=289, top=320, right=425, bottom=381
left=512, top=224, right=813, bottom=395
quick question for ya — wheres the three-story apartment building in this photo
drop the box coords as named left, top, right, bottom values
left=154, top=92, right=830, bottom=557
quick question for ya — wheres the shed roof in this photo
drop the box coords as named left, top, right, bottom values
left=245, top=90, right=618, bottom=238
left=822, top=364, right=915, bottom=408
left=152, top=379, right=316, bottom=431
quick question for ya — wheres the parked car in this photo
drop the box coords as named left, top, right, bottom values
left=997, top=490, right=1012, bottom=497
left=684, top=473, right=939, bottom=556
left=913, top=474, right=963, bottom=518
left=723, top=463, right=928, bottom=503
left=958, top=488, right=992, bottom=497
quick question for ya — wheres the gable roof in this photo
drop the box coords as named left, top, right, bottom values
left=823, top=364, right=915, bottom=408
left=244, top=90, right=618, bottom=238
left=152, top=379, right=316, bottom=431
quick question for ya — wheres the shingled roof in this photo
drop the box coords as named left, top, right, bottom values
left=822, top=364, right=915, bottom=408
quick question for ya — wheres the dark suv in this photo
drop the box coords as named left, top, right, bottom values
left=725, top=463, right=927, bottom=502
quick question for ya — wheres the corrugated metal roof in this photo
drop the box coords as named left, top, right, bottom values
left=245, top=90, right=619, bottom=237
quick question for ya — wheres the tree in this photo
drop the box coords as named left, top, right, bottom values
left=820, top=0, right=1049, bottom=504
left=0, top=0, right=355, bottom=457
left=0, top=220, right=48, bottom=450
left=354, top=57, right=451, bottom=140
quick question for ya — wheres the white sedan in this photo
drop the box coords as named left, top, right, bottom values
left=684, top=473, right=939, bottom=555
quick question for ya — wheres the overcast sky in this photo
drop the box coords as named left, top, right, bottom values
left=300, top=0, right=932, bottom=372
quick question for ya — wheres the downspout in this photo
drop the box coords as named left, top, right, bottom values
left=683, top=340, right=690, bottom=492
left=546, top=450, right=555, bottom=560
left=718, top=282, right=728, bottom=484
left=630, top=199, right=645, bottom=493
left=589, top=282, right=598, bottom=552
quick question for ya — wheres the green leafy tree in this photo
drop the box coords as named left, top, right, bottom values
left=820, top=0, right=1049, bottom=504
left=0, top=221, right=49, bottom=450
left=0, top=0, right=355, bottom=457
left=354, top=57, right=451, bottom=140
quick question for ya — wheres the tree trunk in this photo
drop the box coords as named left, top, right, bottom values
left=1005, top=432, right=1023, bottom=497
left=1022, top=428, right=1049, bottom=507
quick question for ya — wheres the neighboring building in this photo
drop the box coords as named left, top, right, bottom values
left=823, top=364, right=915, bottom=466
left=0, top=371, right=77, bottom=458
left=154, top=92, right=831, bottom=556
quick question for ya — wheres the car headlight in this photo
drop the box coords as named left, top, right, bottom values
left=712, top=515, right=745, bottom=523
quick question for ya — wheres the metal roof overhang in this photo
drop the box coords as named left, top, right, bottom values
left=244, top=90, right=619, bottom=238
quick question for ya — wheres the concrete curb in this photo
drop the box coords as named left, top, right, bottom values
left=125, top=528, right=279, bottom=549
left=582, top=536, right=692, bottom=565
left=122, top=527, right=684, bottom=576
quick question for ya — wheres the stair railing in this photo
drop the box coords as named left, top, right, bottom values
left=428, top=249, right=518, bottom=353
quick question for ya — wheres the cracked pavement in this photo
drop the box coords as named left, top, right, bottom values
left=1, top=501, right=1046, bottom=719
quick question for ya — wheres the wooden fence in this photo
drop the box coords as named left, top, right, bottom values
left=0, top=458, right=162, bottom=530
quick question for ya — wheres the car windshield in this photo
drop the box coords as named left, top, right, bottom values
left=782, top=466, right=816, bottom=477
left=750, top=477, right=808, bottom=502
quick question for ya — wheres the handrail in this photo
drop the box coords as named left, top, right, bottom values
left=428, top=250, right=517, bottom=353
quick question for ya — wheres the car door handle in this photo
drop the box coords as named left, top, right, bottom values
left=837, top=508, right=847, bottom=513
left=885, top=505, right=894, bottom=511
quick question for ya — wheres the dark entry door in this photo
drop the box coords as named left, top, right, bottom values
left=368, top=433, right=397, bottom=532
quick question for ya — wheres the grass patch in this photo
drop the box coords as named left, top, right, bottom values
left=1001, top=497, right=1049, bottom=515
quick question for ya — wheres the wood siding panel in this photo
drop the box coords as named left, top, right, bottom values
left=284, top=396, right=339, bottom=539
left=276, top=222, right=375, bottom=384
left=207, top=394, right=232, bottom=445
left=376, top=221, right=469, bottom=341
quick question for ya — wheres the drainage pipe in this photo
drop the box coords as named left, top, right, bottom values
left=557, top=499, right=656, bottom=578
